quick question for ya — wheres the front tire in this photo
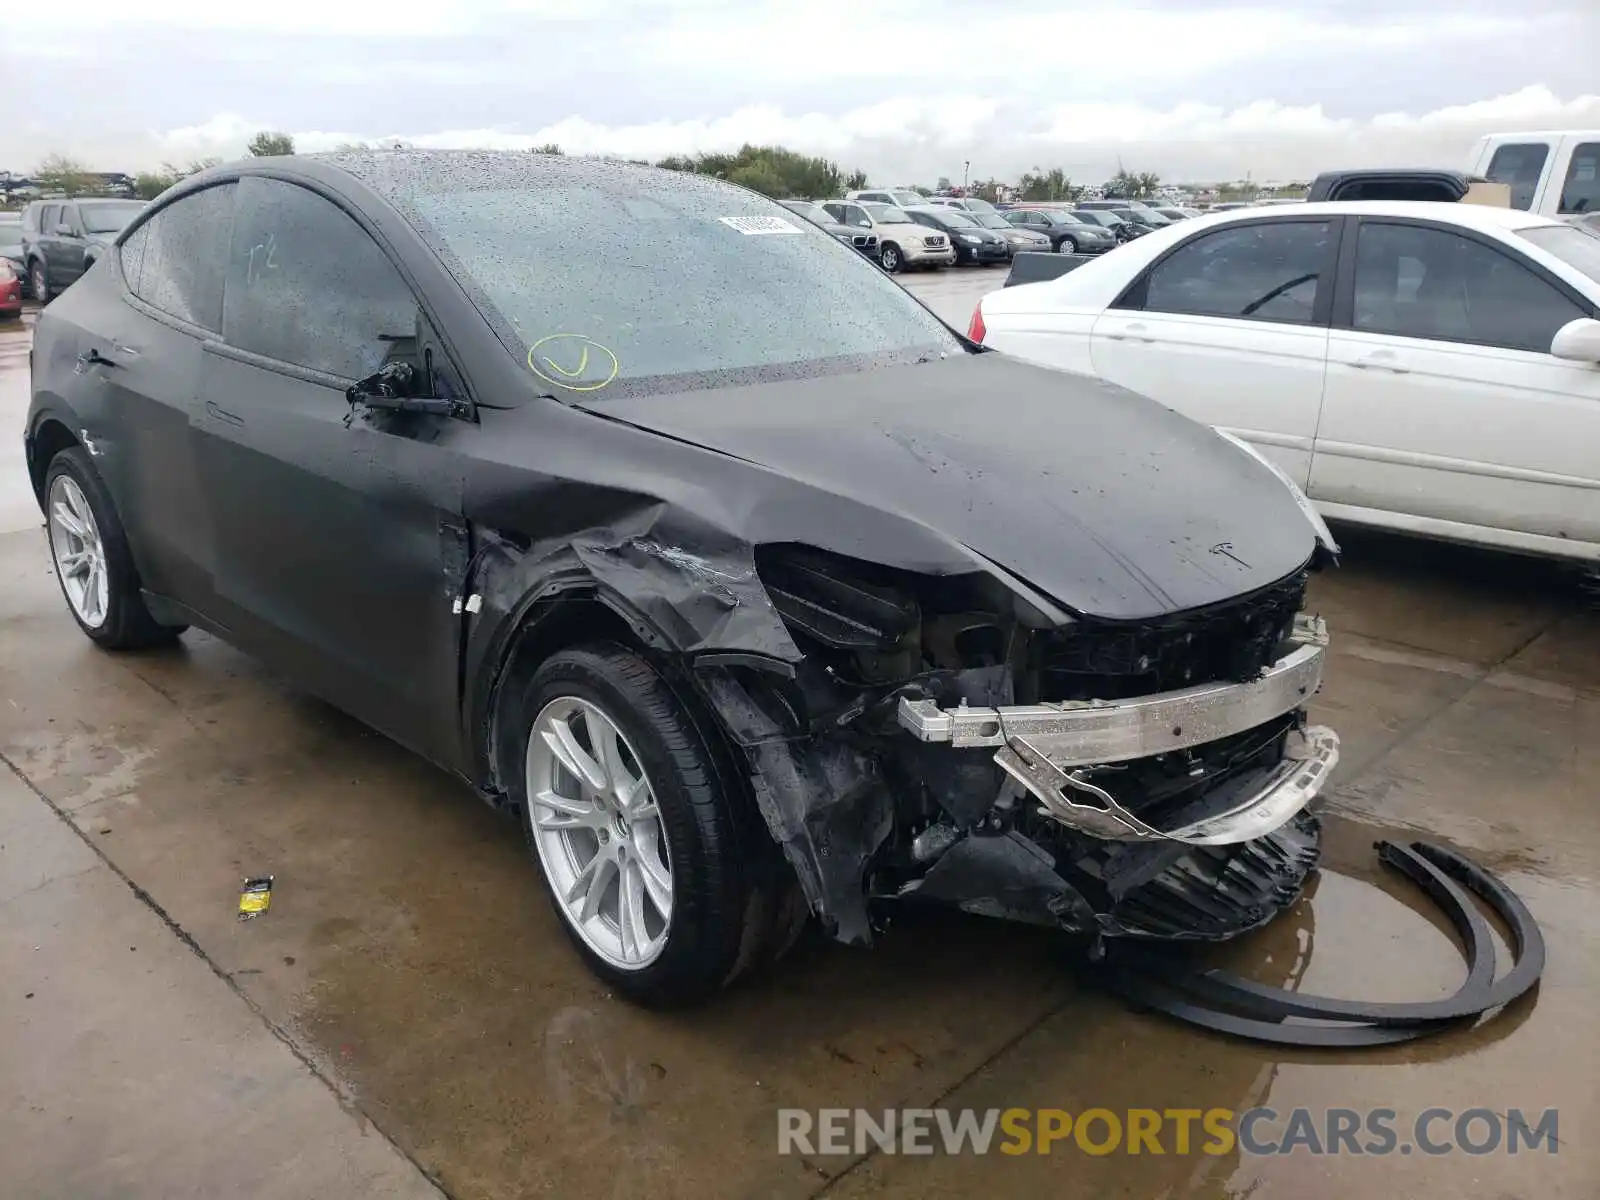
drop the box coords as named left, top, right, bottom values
left=1060, top=237, right=1078, bottom=254
left=43, top=446, right=187, bottom=648
left=511, top=642, right=801, bottom=1006
left=880, top=243, right=903, bottom=273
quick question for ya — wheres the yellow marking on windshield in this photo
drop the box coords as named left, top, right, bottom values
left=527, top=334, right=621, bottom=392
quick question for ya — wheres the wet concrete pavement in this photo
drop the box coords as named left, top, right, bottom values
left=3, top=286, right=1597, bottom=1198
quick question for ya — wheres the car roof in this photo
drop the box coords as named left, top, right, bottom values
left=1199, top=199, right=1559, bottom=232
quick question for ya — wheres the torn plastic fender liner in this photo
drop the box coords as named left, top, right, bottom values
left=1098, top=840, right=1546, bottom=1046
left=697, top=669, right=889, bottom=946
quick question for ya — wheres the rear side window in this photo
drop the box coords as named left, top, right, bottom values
left=36, top=205, right=59, bottom=235
left=1349, top=221, right=1584, bottom=353
left=222, top=176, right=417, bottom=379
left=132, top=184, right=236, bottom=331
left=119, top=223, right=149, bottom=293
left=1558, top=142, right=1600, bottom=215
left=1136, top=220, right=1333, bottom=324
left=1484, top=143, right=1550, bottom=211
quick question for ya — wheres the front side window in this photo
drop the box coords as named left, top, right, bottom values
left=223, top=177, right=417, bottom=379
left=1485, top=143, right=1550, bottom=211
left=133, top=184, right=235, bottom=330
left=1350, top=221, right=1585, bottom=353
left=1139, top=220, right=1333, bottom=323
left=1558, top=143, right=1600, bottom=215
left=395, top=172, right=960, bottom=394
left=37, top=205, right=59, bottom=235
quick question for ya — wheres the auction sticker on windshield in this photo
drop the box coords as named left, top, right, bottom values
left=718, top=215, right=803, bottom=235
left=527, top=334, right=621, bottom=392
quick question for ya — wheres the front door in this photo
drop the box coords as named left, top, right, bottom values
left=1089, top=216, right=1342, bottom=485
left=1313, top=216, right=1600, bottom=548
left=192, top=175, right=474, bottom=768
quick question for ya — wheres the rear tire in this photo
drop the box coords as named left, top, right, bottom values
left=510, top=642, right=802, bottom=1006
left=43, top=446, right=187, bottom=649
left=29, top=261, right=50, bottom=306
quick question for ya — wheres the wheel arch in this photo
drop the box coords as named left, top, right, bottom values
left=27, top=416, right=81, bottom=506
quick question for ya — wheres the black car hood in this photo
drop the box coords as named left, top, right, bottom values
left=582, top=354, right=1317, bottom=620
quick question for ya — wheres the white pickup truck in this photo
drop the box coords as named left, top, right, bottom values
left=1469, top=131, right=1599, bottom=230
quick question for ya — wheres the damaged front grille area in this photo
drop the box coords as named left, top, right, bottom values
left=1034, top=569, right=1308, bottom=700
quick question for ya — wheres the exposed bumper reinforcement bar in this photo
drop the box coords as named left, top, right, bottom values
left=998, top=724, right=1339, bottom=845
left=897, top=615, right=1335, bottom=845
left=896, top=615, right=1329, bottom=762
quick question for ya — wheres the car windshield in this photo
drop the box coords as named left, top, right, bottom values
left=78, top=202, right=142, bottom=234
left=398, top=169, right=962, bottom=396
left=889, top=190, right=925, bottom=207
left=864, top=203, right=914, bottom=224
left=931, top=210, right=980, bottom=228
left=1521, top=224, right=1600, bottom=285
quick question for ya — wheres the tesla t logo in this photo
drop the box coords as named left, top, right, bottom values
left=526, top=334, right=621, bottom=393
left=1211, top=542, right=1251, bottom=569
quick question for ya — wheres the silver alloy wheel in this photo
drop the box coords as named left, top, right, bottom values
left=30, top=263, right=48, bottom=304
left=1061, top=238, right=1077, bottom=254
left=881, top=244, right=901, bottom=272
left=46, top=474, right=109, bottom=628
left=526, top=696, right=675, bottom=970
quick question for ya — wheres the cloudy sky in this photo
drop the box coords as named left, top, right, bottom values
left=5, top=0, right=1598, bottom=185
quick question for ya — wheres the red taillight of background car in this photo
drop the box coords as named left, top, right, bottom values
left=967, top=303, right=986, bottom=343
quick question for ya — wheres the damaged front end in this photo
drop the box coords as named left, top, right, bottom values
left=694, top=545, right=1338, bottom=949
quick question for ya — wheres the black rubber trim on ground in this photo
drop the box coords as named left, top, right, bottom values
left=1094, top=839, right=1544, bottom=1047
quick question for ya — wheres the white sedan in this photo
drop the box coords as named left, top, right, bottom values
left=971, top=201, right=1600, bottom=564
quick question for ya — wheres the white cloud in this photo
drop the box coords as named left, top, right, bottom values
left=146, top=86, right=1600, bottom=186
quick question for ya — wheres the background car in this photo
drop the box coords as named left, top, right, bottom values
left=778, top=200, right=880, bottom=260
left=1003, top=207, right=1119, bottom=253
left=1082, top=205, right=1173, bottom=233
left=926, top=195, right=1003, bottom=217
left=846, top=187, right=929, bottom=209
left=972, top=200, right=1600, bottom=564
left=0, top=258, right=21, bottom=319
left=903, top=205, right=1010, bottom=264
left=0, top=213, right=25, bottom=293
left=1071, top=209, right=1139, bottom=242
left=1151, top=206, right=1202, bottom=221
left=822, top=200, right=955, bottom=272
left=21, top=197, right=144, bottom=304
left=968, top=209, right=1051, bottom=254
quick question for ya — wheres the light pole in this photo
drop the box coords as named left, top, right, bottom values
left=963, top=161, right=970, bottom=194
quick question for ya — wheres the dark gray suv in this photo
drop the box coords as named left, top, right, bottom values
left=21, top=198, right=144, bottom=304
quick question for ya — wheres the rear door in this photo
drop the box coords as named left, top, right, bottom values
left=1312, top=216, right=1600, bottom=549
left=1088, top=216, right=1342, bottom=485
left=194, top=174, right=473, bottom=767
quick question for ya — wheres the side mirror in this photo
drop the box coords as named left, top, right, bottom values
left=1550, top=317, right=1600, bottom=363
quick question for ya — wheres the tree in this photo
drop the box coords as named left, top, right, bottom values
left=133, top=171, right=177, bottom=200
left=35, top=154, right=94, bottom=197
left=1017, top=167, right=1073, bottom=202
left=530, top=143, right=564, bottom=155
left=649, top=144, right=866, bottom=200
left=1107, top=168, right=1161, bottom=200
left=935, top=176, right=952, bottom=193
left=247, top=131, right=295, bottom=157
left=844, top=169, right=868, bottom=191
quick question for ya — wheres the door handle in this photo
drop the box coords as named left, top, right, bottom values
left=205, top=400, right=245, bottom=427
left=1105, top=322, right=1155, bottom=343
left=1351, top=351, right=1409, bottom=374
left=76, top=349, right=120, bottom=370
